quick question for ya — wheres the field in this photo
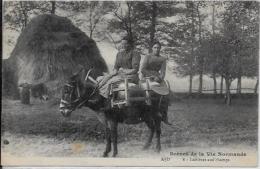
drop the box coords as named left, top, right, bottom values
left=1, top=96, right=258, bottom=158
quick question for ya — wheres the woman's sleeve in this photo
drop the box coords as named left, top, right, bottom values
left=131, top=51, right=141, bottom=72
left=113, top=53, right=120, bottom=71
left=159, top=59, right=166, bottom=80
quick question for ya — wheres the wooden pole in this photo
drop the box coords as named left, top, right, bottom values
left=125, top=78, right=129, bottom=106
left=20, top=85, right=30, bottom=104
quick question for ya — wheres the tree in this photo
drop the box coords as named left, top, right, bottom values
left=131, top=1, right=181, bottom=52
left=108, top=1, right=182, bottom=51
left=202, top=1, right=224, bottom=95
left=216, top=1, right=259, bottom=104
left=194, top=2, right=207, bottom=94
left=169, top=1, right=204, bottom=95
left=107, top=2, right=140, bottom=49
left=51, top=1, right=56, bottom=14
left=211, top=1, right=218, bottom=94
left=4, top=1, right=39, bottom=31
left=238, top=1, right=259, bottom=94
left=4, top=1, right=60, bottom=32
left=58, top=1, right=116, bottom=40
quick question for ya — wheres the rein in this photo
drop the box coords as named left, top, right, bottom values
left=61, top=68, right=108, bottom=111
left=75, top=84, right=100, bottom=109
left=75, top=72, right=112, bottom=109
left=73, top=77, right=104, bottom=109
left=60, top=82, right=81, bottom=110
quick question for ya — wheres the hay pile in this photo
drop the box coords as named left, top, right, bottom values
left=5, top=14, right=108, bottom=96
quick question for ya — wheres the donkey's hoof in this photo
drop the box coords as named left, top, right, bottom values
left=112, top=153, right=118, bottom=157
left=155, top=148, right=161, bottom=153
left=103, top=152, right=109, bottom=157
left=142, top=144, right=150, bottom=150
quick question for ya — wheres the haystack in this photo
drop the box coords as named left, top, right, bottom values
left=7, top=14, right=108, bottom=96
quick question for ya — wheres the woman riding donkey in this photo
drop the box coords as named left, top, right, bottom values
left=139, top=41, right=171, bottom=125
left=98, top=38, right=171, bottom=124
left=59, top=37, right=166, bottom=157
left=59, top=38, right=172, bottom=157
left=97, top=36, right=141, bottom=99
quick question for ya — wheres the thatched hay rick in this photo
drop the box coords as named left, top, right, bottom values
left=3, top=14, right=108, bottom=99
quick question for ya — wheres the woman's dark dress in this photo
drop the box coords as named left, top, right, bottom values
left=98, top=50, right=141, bottom=98
left=140, top=54, right=166, bottom=82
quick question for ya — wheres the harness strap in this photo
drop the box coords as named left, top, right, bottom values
left=76, top=85, right=99, bottom=109
left=61, top=99, right=70, bottom=104
left=61, top=98, right=79, bottom=105
left=65, top=83, right=74, bottom=88
left=62, top=69, right=101, bottom=110
left=77, top=84, right=81, bottom=98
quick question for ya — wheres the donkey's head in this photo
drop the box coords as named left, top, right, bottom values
left=59, top=68, right=98, bottom=117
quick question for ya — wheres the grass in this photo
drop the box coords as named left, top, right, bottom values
left=1, top=97, right=258, bottom=148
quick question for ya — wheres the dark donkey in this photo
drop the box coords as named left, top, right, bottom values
left=59, top=68, right=168, bottom=157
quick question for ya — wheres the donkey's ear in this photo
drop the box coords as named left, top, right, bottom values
left=18, top=82, right=31, bottom=88
left=72, top=67, right=84, bottom=76
left=70, top=66, right=84, bottom=80
left=69, top=74, right=78, bottom=81
left=103, top=72, right=108, bottom=76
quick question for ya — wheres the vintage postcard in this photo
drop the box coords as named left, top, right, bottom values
left=1, top=0, right=258, bottom=167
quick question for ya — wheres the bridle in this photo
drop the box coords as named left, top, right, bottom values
left=60, top=80, right=80, bottom=110
left=60, top=69, right=100, bottom=111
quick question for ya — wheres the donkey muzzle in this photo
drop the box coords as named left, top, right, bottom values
left=60, top=108, right=72, bottom=117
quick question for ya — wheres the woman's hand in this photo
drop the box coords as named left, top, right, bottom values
left=118, top=68, right=135, bottom=75
left=118, top=67, right=124, bottom=73
left=151, top=75, right=161, bottom=83
left=154, top=76, right=162, bottom=83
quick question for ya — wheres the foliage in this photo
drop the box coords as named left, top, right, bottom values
left=3, top=1, right=53, bottom=32
left=217, top=1, right=259, bottom=80
left=107, top=1, right=183, bottom=52
left=58, top=1, right=116, bottom=39
left=3, top=1, right=259, bottom=96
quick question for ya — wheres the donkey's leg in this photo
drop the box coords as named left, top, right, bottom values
left=103, top=120, right=112, bottom=157
left=103, top=127, right=111, bottom=157
left=143, top=119, right=155, bottom=150
left=111, top=121, right=118, bottom=157
left=155, top=119, right=161, bottom=153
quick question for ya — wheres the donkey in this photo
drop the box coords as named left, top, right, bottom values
left=59, top=69, right=168, bottom=157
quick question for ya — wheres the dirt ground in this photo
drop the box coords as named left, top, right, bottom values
left=1, top=97, right=258, bottom=158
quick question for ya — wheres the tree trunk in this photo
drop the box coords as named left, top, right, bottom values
left=89, top=8, right=93, bottom=39
left=225, top=78, right=231, bottom=106
left=149, top=2, right=157, bottom=53
left=212, top=2, right=217, bottom=95
left=213, top=73, right=217, bottom=94
left=198, top=73, right=203, bottom=94
left=212, top=2, right=215, bottom=37
left=189, top=2, right=194, bottom=97
left=220, top=75, right=224, bottom=94
left=51, top=1, right=56, bottom=14
left=90, top=30, right=93, bottom=39
left=197, top=3, right=203, bottom=94
left=126, top=2, right=134, bottom=49
left=20, top=2, right=28, bottom=29
left=254, top=79, right=258, bottom=94
left=237, top=76, right=242, bottom=95
left=189, top=74, right=193, bottom=95
left=12, top=83, right=20, bottom=100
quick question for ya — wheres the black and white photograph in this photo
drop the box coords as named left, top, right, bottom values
left=1, top=0, right=259, bottom=167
